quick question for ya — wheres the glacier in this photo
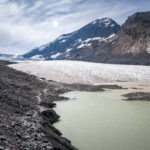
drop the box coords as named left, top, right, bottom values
left=9, top=60, right=150, bottom=84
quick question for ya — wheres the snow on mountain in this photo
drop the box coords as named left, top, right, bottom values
left=62, top=11, right=150, bottom=65
left=9, top=60, right=150, bottom=85
left=30, top=55, right=45, bottom=60
left=82, top=11, right=150, bottom=65
left=22, top=18, right=120, bottom=60
left=91, top=18, right=114, bottom=27
left=76, top=33, right=115, bottom=49
left=66, top=48, right=72, bottom=53
left=51, top=52, right=61, bottom=59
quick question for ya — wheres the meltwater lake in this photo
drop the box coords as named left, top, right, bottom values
left=54, top=86, right=150, bottom=150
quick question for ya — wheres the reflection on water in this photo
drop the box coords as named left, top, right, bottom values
left=54, top=83, right=150, bottom=150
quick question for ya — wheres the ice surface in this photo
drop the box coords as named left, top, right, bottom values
left=9, top=61, right=150, bottom=84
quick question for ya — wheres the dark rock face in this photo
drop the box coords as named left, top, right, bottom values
left=41, top=109, right=60, bottom=124
left=22, top=18, right=120, bottom=60
left=122, top=11, right=150, bottom=38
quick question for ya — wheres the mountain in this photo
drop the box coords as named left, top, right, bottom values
left=0, top=54, right=25, bottom=61
left=19, top=11, right=150, bottom=65
left=23, top=18, right=120, bottom=60
left=66, top=11, right=150, bottom=65
left=0, top=54, right=14, bottom=61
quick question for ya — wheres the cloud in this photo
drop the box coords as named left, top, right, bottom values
left=0, top=0, right=149, bottom=54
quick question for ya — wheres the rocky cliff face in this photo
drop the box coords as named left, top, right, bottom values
left=68, top=11, right=150, bottom=65
left=122, top=12, right=150, bottom=39
left=118, top=11, right=150, bottom=55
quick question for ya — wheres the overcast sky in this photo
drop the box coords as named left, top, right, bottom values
left=0, top=0, right=150, bottom=54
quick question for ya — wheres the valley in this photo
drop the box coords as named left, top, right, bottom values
left=0, top=8, right=150, bottom=150
left=7, top=60, right=150, bottom=150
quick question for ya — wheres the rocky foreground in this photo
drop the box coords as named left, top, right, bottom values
left=0, top=60, right=78, bottom=150
left=1, top=59, right=149, bottom=150
left=0, top=60, right=124, bottom=150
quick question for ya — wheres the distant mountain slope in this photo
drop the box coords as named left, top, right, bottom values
left=0, top=54, right=24, bottom=61
left=67, top=11, right=150, bottom=65
left=20, top=11, right=150, bottom=65
left=23, top=18, right=120, bottom=60
left=0, top=54, right=14, bottom=61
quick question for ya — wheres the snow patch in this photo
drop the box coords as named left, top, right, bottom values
left=91, top=20, right=97, bottom=25
left=111, top=24, right=115, bottom=27
left=77, top=39, right=82, bottom=43
left=77, top=43, right=91, bottom=49
left=66, top=53, right=70, bottom=58
left=103, top=18, right=112, bottom=27
left=66, top=48, right=72, bottom=52
left=77, top=35, right=115, bottom=49
left=103, top=18, right=111, bottom=22
left=51, top=52, right=61, bottom=59
left=60, top=40, right=66, bottom=43
left=112, top=41, right=117, bottom=45
left=107, top=34, right=115, bottom=39
left=85, top=37, right=102, bottom=42
left=30, top=55, right=45, bottom=60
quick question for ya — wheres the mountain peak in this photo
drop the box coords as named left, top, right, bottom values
left=90, top=17, right=117, bottom=27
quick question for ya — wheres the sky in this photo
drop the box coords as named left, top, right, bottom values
left=0, top=0, right=150, bottom=54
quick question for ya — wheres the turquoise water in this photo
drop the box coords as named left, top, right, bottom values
left=54, top=89, right=150, bottom=150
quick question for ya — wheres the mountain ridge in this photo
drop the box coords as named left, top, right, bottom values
left=1, top=11, right=150, bottom=65
left=64, top=11, right=150, bottom=65
left=23, top=17, right=120, bottom=60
